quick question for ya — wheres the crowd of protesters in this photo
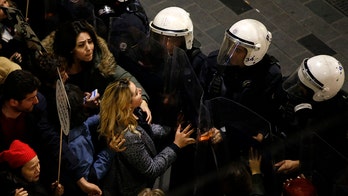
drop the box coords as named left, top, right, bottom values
left=0, top=1, right=347, bottom=196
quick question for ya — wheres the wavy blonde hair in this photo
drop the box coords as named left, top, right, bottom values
left=98, top=78, right=138, bottom=143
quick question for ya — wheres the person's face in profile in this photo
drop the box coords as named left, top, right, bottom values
left=21, top=155, right=40, bottom=183
left=14, top=90, right=39, bottom=112
left=229, top=45, right=247, bottom=67
left=129, top=81, right=143, bottom=109
left=73, top=32, right=94, bottom=63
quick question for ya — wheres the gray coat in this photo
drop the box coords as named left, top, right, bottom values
left=104, top=125, right=176, bottom=196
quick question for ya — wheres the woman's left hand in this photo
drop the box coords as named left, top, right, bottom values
left=140, top=100, right=152, bottom=124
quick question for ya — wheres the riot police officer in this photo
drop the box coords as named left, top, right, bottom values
left=149, top=6, right=209, bottom=87
left=148, top=7, right=225, bottom=195
left=202, top=18, right=282, bottom=163
left=92, top=0, right=149, bottom=61
left=197, top=19, right=283, bottom=195
left=205, top=19, right=282, bottom=121
left=271, top=55, right=348, bottom=195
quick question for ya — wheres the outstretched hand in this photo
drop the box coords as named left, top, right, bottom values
left=210, top=128, right=223, bottom=144
left=274, top=160, right=300, bottom=174
left=174, top=124, right=196, bottom=148
left=249, top=147, right=262, bottom=175
left=198, top=127, right=223, bottom=144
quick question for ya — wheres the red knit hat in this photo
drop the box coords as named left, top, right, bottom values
left=0, top=140, right=37, bottom=169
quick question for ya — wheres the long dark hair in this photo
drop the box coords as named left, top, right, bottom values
left=53, top=20, right=101, bottom=68
left=220, top=160, right=252, bottom=196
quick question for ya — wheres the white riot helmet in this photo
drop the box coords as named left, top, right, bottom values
left=283, top=55, right=345, bottom=102
left=217, top=19, right=272, bottom=66
left=149, top=6, right=194, bottom=50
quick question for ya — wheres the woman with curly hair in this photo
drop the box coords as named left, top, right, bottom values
left=41, top=19, right=152, bottom=122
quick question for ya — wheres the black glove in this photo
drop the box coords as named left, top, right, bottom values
left=208, top=71, right=226, bottom=97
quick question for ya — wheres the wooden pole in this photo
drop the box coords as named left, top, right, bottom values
left=57, top=127, right=63, bottom=183
left=25, top=0, right=29, bottom=19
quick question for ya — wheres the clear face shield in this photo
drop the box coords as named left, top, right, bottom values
left=150, top=32, right=186, bottom=56
left=283, top=59, right=317, bottom=102
left=216, top=30, right=252, bottom=66
left=128, top=34, right=167, bottom=69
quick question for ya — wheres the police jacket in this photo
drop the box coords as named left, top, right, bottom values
left=205, top=51, right=282, bottom=119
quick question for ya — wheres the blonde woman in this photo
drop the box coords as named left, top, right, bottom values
left=99, top=78, right=196, bottom=196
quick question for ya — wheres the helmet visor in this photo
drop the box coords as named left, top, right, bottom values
left=299, top=58, right=325, bottom=90
left=216, top=30, right=252, bottom=66
left=283, top=67, right=314, bottom=102
left=150, top=32, right=186, bottom=55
